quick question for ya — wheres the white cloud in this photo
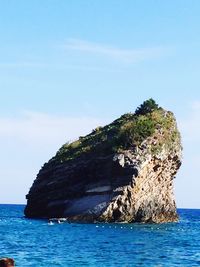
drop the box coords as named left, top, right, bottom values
left=63, top=38, right=166, bottom=63
left=0, top=111, right=109, bottom=204
left=175, top=101, right=200, bottom=208
left=191, top=100, right=200, bottom=111
left=0, top=111, right=108, bottom=145
left=179, top=101, right=200, bottom=141
left=0, top=106, right=199, bottom=206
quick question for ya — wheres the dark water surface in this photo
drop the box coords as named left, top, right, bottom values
left=0, top=205, right=200, bottom=266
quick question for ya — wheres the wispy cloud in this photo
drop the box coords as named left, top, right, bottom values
left=0, top=61, right=125, bottom=73
left=0, top=39, right=168, bottom=72
left=63, top=38, right=167, bottom=63
left=0, top=62, right=49, bottom=69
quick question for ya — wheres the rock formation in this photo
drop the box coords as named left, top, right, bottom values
left=24, top=99, right=182, bottom=223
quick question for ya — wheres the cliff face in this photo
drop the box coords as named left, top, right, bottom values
left=25, top=100, right=182, bottom=223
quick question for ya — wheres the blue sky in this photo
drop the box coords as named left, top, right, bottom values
left=0, top=1, right=200, bottom=207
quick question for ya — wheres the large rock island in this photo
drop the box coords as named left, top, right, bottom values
left=25, top=99, right=182, bottom=223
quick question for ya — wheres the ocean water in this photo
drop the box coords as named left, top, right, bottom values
left=0, top=205, right=200, bottom=267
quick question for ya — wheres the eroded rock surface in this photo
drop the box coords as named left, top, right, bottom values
left=25, top=100, right=182, bottom=223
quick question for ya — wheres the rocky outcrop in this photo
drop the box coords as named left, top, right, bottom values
left=25, top=100, right=182, bottom=223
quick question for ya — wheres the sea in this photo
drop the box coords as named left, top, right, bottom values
left=0, top=205, right=199, bottom=267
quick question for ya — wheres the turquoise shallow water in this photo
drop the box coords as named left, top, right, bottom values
left=0, top=205, right=200, bottom=266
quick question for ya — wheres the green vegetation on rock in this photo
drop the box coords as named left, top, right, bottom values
left=119, top=115, right=156, bottom=147
left=53, top=99, right=180, bottom=163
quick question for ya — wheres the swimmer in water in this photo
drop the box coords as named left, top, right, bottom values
left=0, top=258, right=15, bottom=267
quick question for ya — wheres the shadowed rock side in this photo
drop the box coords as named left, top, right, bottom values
left=25, top=100, right=182, bottom=223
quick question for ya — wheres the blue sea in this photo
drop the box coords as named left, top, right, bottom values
left=0, top=205, right=200, bottom=266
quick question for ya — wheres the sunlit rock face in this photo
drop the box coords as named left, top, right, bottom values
left=25, top=100, right=182, bottom=223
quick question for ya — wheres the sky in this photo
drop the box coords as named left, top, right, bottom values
left=0, top=0, right=200, bottom=208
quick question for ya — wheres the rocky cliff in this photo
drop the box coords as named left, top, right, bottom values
left=24, top=99, right=182, bottom=223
